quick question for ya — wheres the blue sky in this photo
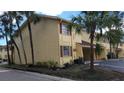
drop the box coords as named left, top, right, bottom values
left=0, top=39, right=6, bottom=45
left=0, top=11, right=80, bottom=45
left=58, top=11, right=80, bottom=20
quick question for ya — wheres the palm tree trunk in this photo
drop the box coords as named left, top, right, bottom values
left=27, top=19, right=35, bottom=65
left=10, top=43, right=14, bottom=64
left=11, top=46, right=14, bottom=64
left=12, top=39, right=22, bottom=64
left=5, top=34, right=11, bottom=65
left=90, top=32, right=95, bottom=70
left=116, top=43, right=119, bottom=58
left=9, top=31, right=22, bottom=65
left=16, top=20, right=28, bottom=65
left=110, top=40, right=112, bottom=58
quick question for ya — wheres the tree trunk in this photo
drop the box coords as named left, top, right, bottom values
left=10, top=43, right=14, bottom=64
left=116, top=43, right=119, bottom=58
left=5, top=34, right=11, bottom=65
left=11, top=46, right=14, bottom=64
left=110, top=40, right=112, bottom=58
left=27, top=19, right=35, bottom=65
left=90, top=32, right=95, bottom=70
left=16, top=20, right=28, bottom=65
left=12, top=39, right=22, bottom=64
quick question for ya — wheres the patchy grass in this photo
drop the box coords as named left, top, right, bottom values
left=1, top=64, right=124, bottom=81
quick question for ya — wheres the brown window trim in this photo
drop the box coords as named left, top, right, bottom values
left=60, top=46, right=72, bottom=57
left=60, top=22, right=62, bottom=34
left=60, top=46, right=63, bottom=57
left=60, top=23, right=72, bottom=35
left=70, top=46, right=72, bottom=56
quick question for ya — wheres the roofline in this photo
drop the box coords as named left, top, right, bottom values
left=13, top=14, right=72, bottom=37
left=38, top=14, right=71, bottom=23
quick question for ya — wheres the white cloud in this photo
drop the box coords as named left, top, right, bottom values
left=0, top=11, right=3, bottom=15
left=38, top=10, right=63, bottom=16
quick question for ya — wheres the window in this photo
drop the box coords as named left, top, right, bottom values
left=60, top=23, right=71, bottom=35
left=63, top=46, right=70, bottom=56
left=60, top=46, right=72, bottom=57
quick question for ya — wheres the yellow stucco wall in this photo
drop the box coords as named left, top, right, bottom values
left=13, top=16, right=124, bottom=67
left=59, top=24, right=73, bottom=65
left=76, top=43, right=83, bottom=58
left=13, top=18, right=60, bottom=65
left=0, top=47, right=7, bottom=60
left=118, top=44, right=124, bottom=58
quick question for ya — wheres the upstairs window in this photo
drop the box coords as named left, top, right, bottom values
left=60, top=23, right=71, bottom=35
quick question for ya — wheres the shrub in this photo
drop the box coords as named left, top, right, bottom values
left=74, top=57, right=84, bottom=64
left=36, top=61, right=59, bottom=69
left=27, top=64, right=34, bottom=67
left=64, top=63, right=71, bottom=68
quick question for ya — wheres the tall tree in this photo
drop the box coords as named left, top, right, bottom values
left=8, top=12, right=28, bottom=65
left=0, top=13, right=11, bottom=65
left=0, top=12, right=22, bottom=65
left=19, top=11, right=41, bottom=65
left=102, top=12, right=124, bottom=58
left=71, top=11, right=108, bottom=70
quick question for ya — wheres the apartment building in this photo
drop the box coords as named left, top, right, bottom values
left=13, top=15, right=124, bottom=66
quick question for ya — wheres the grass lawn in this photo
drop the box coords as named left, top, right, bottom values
left=1, top=64, right=124, bottom=81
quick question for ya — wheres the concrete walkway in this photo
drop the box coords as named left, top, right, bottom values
left=0, top=67, right=72, bottom=81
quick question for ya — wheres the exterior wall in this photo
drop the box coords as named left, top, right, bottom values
left=59, top=22, right=74, bottom=65
left=76, top=43, right=83, bottom=58
left=13, top=16, right=124, bottom=67
left=0, top=46, right=8, bottom=61
left=71, top=30, right=78, bottom=60
left=13, top=18, right=60, bottom=65
left=118, top=44, right=124, bottom=58
left=67, top=30, right=109, bottom=61
left=96, top=48, right=107, bottom=60
left=118, top=50, right=124, bottom=58
left=81, top=31, right=90, bottom=42
left=99, top=42, right=110, bottom=59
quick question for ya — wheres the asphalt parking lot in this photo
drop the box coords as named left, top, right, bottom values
left=97, top=59, right=124, bottom=73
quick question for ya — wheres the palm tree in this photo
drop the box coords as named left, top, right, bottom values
left=113, top=29, right=124, bottom=58
left=0, top=28, right=11, bottom=64
left=9, top=12, right=24, bottom=65
left=19, top=11, right=41, bottom=65
left=102, top=12, right=124, bottom=58
left=0, top=14, right=11, bottom=65
left=0, top=12, right=22, bottom=65
left=8, top=12, right=28, bottom=65
left=71, top=11, right=107, bottom=70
